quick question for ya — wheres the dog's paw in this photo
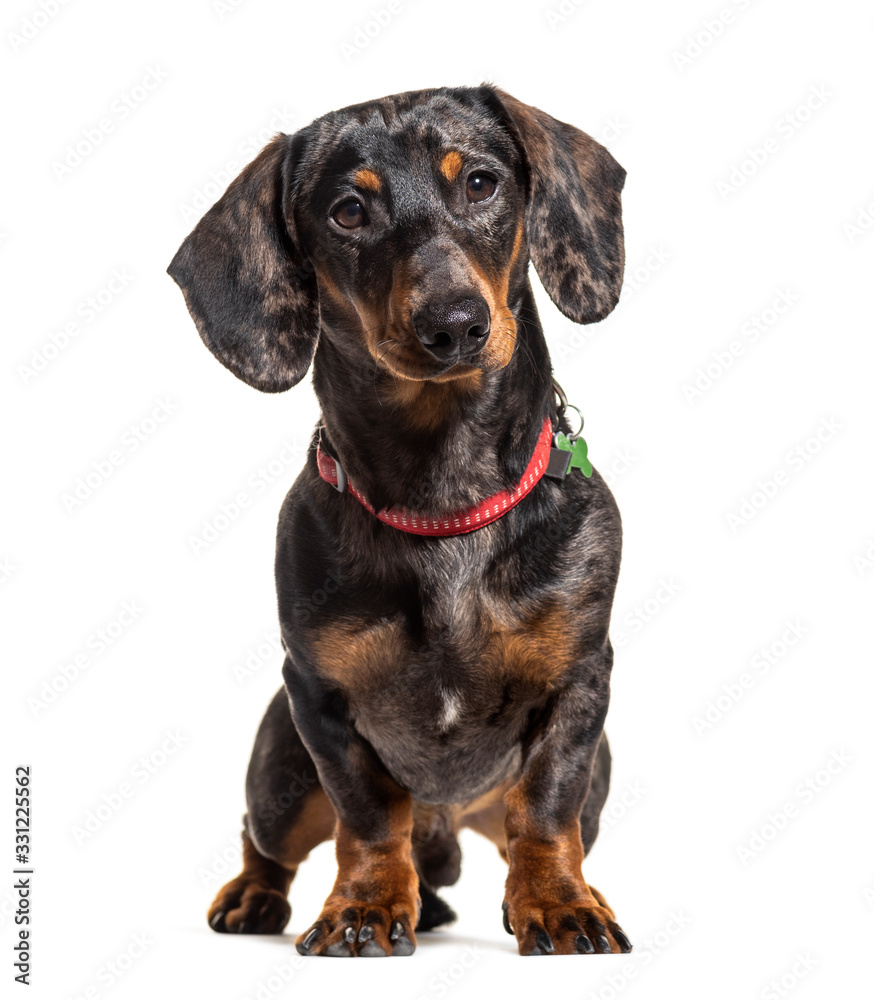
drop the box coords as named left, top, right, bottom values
left=295, top=898, right=418, bottom=957
left=208, top=876, right=291, bottom=934
left=502, top=894, right=631, bottom=956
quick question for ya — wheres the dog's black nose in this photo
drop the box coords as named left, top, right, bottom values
left=413, top=297, right=490, bottom=362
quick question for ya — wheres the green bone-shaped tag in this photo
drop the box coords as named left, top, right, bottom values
left=555, top=432, right=593, bottom=478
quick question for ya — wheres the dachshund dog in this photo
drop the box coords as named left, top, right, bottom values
left=168, top=84, right=630, bottom=957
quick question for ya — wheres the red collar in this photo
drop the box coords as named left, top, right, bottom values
left=316, top=416, right=554, bottom=536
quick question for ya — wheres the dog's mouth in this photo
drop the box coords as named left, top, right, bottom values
left=370, top=338, right=478, bottom=382
left=370, top=326, right=509, bottom=382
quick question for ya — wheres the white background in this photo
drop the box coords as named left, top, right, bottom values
left=3, top=0, right=873, bottom=997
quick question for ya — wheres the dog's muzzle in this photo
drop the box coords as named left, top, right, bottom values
left=412, top=296, right=490, bottom=363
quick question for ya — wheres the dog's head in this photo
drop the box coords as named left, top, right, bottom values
left=168, top=85, right=625, bottom=392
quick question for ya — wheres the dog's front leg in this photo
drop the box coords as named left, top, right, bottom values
left=284, top=664, right=419, bottom=958
left=503, top=644, right=632, bottom=956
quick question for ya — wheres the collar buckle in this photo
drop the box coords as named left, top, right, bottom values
left=332, top=459, right=347, bottom=494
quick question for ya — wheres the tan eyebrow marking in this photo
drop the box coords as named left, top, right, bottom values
left=440, top=150, right=464, bottom=182
left=353, top=168, right=381, bottom=192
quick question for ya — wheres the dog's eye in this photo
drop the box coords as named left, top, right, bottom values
left=466, top=173, right=497, bottom=203
left=332, top=199, right=368, bottom=229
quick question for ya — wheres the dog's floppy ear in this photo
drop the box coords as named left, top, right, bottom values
left=483, top=86, right=626, bottom=324
left=167, top=133, right=319, bottom=393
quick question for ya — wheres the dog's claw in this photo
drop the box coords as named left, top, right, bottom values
left=296, top=926, right=322, bottom=955
left=613, top=928, right=632, bottom=953
left=357, top=924, right=374, bottom=943
left=209, top=910, right=227, bottom=933
left=595, top=934, right=612, bottom=953
left=501, top=901, right=513, bottom=935
left=384, top=919, right=414, bottom=956
left=575, top=933, right=594, bottom=953
left=525, top=927, right=555, bottom=954
left=534, top=929, right=555, bottom=954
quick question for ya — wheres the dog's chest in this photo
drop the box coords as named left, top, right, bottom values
left=305, top=556, right=578, bottom=801
left=311, top=547, right=575, bottom=698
